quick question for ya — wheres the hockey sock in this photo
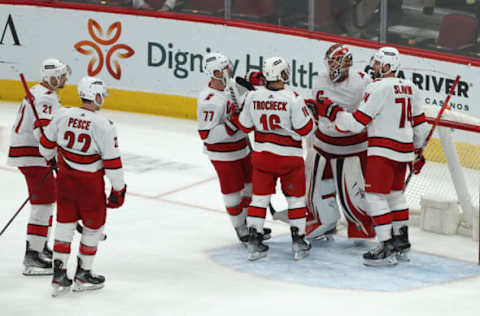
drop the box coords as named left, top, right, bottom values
left=78, top=225, right=104, bottom=271
left=287, top=196, right=307, bottom=235
left=27, top=203, right=54, bottom=252
left=53, top=222, right=76, bottom=266
left=247, top=194, right=270, bottom=232
left=387, top=190, right=409, bottom=235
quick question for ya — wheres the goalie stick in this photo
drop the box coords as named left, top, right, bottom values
left=404, top=75, right=460, bottom=190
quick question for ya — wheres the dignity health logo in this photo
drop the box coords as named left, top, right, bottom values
left=74, top=19, right=134, bottom=80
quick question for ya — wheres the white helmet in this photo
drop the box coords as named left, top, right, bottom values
left=263, top=57, right=290, bottom=83
left=373, top=47, right=400, bottom=76
left=204, top=53, right=232, bottom=81
left=40, top=58, right=71, bottom=88
left=78, top=76, right=108, bottom=107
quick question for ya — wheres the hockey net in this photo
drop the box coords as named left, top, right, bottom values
left=405, top=105, right=480, bottom=260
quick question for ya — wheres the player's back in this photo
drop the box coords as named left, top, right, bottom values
left=362, top=77, right=424, bottom=162
left=243, top=86, right=313, bottom=157
left=52, top=107, right=114, bottom=173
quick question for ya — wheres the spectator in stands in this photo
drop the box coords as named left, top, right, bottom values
left=132, top=0, right=176, bottom=11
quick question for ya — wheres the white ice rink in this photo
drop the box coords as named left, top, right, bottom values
left=1, top=101, right=480, bottom=316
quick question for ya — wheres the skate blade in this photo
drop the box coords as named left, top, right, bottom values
left=73, top=282, right=105, bottom=292
left=363, top=255, right=398, bottom=267
left=23, top=266, right=53, bottom=276
left=293, top=250, right=310, bottom=261
left=247, top=251, right=268, bottom=261
left=51, top=284, right=71, bottom=297
left=396, top=250, right=410, bottom=262
left=308, top=234, right=334, bottom=242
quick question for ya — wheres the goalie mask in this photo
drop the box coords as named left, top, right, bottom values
left=78, top=76, right=108, bottom=108
left=325, top=43, right=352, bottom=83
left=40, top=58, right=71, bottom=89
left=263, top=57, right=290, bottom=83
left=204, top=52, right=232, bottom=83
left=373, top=46, right=400, bottom=77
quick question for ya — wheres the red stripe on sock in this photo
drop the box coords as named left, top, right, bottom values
left=79, top=243, right=97, bottom=256
left=54, top=240, right=71, bottom=254
left=248, top=206, right=266, bottom=218
left=288, top=207, right=307, bottom=219
left=27, top=224, right=48, bottom=237
left=226, top=204, right=243, bottom=216
left=373, top=213, right=393, bottom=226
left=392, top=208, right=409, bottom=221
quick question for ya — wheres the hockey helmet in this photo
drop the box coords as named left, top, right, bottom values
left=263, top=57, right=290, bottom=83
left=204, top=52, right=232, bottom=81
left=324, top=43, right=352, bottom=83
left=373, top=47, right=400, bottom=76
left=40, top=58, right=71, bottom=88
left=78, top=76, right=108, bottom=107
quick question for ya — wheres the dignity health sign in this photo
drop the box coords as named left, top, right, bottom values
left=1, top=3, right=479, bottom=119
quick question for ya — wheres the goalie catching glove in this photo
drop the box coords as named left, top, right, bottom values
left=317, top=97, right=343, bottom=122
left=107, top=185, right=127, bottom=208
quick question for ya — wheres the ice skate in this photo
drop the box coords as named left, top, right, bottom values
left=236, top=224, right=271, bottom=245
left=23, top=241, right=53, bottom=276
left=393, top=226, right=411, bottom=262
left=291, top=227, right=311, bottom=260
left=247, top=227, right=269, bottom=261
left=363, top=239, right=397, bottom=267
left=41, top=241, right=53, bottom=261
left=51, top=260, right=72, bottom=297
left=73, top=258, right=105, bottom=292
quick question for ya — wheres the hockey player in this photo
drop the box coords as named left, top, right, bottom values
left=39, top=76, right=126, bottom=295
left=233, top=57, right=315, bottom=261
left=197, top=53, right=270, bottom=244
left=7, top=58, right=70, bottom=275
left=317, top=47, right=428, bottom=266
left=306, top=43, right=375, bottom=241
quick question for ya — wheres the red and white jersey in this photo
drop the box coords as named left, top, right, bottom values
left=238, top=86, right=314, bottom=157
left=39, top=107, right=125, bottom=191
left=312, top=71, right=371, bottom=156
left=197, top=84, right=250, bottom=162
left=7, top=84, right=61, bottom=167
left=334, top=77, right=428, bottom=162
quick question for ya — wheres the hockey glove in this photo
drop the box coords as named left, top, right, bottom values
left=107, top=185, right=127, bottom=208
left=304, top=99, right=319, bottom=120
left=317, top=97, right=343, bottom=122
left=413, top=151, right=426, bottom=175
left=225, top=113, right=240, bottom=136
left=246, top=71, right=266, bottom=87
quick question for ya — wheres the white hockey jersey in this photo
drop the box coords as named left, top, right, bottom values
left=39, top=107, right=125, bottom=191
left=312, top=71, right=371, bottom=156
left=7, top=84, right=62, bottom=167
left=197, top=84, right=250, bottom=161
left=334, top=77, right=428, bottom=162
left=238, top=86, right=314, bottom=157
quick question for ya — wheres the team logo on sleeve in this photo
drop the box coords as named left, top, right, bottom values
left=74, top=19, right=135, bottom=80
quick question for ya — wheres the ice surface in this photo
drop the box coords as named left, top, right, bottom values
left=1, top=102, right=479, bottom=316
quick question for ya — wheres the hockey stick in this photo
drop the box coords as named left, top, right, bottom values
left=0, top=168, right=54, bottom=236
left=404, top=75, right=460, bottom=190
